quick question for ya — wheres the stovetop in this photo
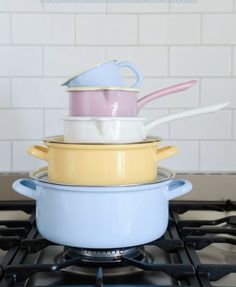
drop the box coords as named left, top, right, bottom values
left=1, top=172, right=236, bottom=287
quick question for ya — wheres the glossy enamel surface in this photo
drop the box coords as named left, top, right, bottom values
left=12, top=172, right=192, bottom=248
left=64, top=102, right=228, bottom=144
left=68, top=80, right=197, bottom=117
left=62, top=60, right=143, bottom=88
left=28, top=137, right=178, bottom=186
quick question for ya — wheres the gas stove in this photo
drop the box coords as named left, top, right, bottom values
left=0, top=173, right=236, bottom=287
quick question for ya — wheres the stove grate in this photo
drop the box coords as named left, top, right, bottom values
left=2, top=200, right=236, bottom=287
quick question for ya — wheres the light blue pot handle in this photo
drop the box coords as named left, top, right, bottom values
left=12, top=179, right=39, bottom=201
left=165, top=179, right=192, bottom=201
left=116, top=61, right=143, bottom=88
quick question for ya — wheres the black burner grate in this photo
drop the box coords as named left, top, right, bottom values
left=1, top=200, right=236, bottom=287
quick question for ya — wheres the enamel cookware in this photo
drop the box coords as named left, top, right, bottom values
left=68, top=80, right=197, bottom=117
left=28, top=137, right=178, bottom=186
left=64, top=102, right=228, bottom=143
left=12, top=167, right=192, bottom=248
left=62, top=60, right=143, bottom=88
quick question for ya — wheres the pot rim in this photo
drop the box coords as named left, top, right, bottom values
left=43, top=135, right=162, bottom=146
left=30, top=166, right=175, bottom=188
left=67, top=86, right=139, bottom=92
left=63, top=116, right=146, bottom=121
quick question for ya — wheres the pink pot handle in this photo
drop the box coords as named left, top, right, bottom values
left=137, top=80, right=197, bottom=112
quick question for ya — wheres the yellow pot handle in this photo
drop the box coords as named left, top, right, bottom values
left=28, top=145, right=49, bottom=162
left=155, top=146, right=178, bottom=161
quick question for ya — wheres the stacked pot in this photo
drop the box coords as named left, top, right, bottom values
left=12, top=60, right=194, bottom=249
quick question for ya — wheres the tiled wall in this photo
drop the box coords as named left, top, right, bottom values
left=0, top=0, right=236, bottom=172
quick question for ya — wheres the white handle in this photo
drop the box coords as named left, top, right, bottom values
left=144, top=102, right=229, bottom=133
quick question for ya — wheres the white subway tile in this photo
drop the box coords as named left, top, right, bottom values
left=44, top=109, right=67, bottom=137
left=0, top=79, right=10, bottom=108
left=76, top=15, right=137, bottom=45
left=201, top=78, right=236, bottom=108
left=0, top=0, right=43, bottom=11
left=107, top=2, right=169, bottom=13
left=0, top=110, right=43, bottom=140
left=171, top=0, right=234, bottom=12
left=44, top=2, right=105, bottom=12
left=13, top=141, right=45, bottom=172
left=160, top=140, right=199, bottom=172
left=107, top=47, right=168, bottom=77
left=44, top=47, right=106, bottom=76
left=0, top=142, right=11, bottom=171
left=0, top=14, right=10, bottom=43
left=140, top=15, right=201, bottom=45
left=170, top=110, right=231, bottom=140
left=170, top=47, right=231, bottom=76
left=0, top=47, right=42, bottom=76
left=12, top=14, right=74, bottom=45
left=233, top=111, right=236, bottom=139
left=137, top=78, right=199, bottom=109
left=200, top=141, right=236, bottom=171
left=139, top=109, right=169, bottom=139
left=12, top=78, right=68, bottom=108
left=233, top=47, right=236, bottom=76
left=203, top=14, right=236, bottom=44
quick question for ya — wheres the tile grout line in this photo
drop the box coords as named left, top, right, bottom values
left=0, top=43, right=235, bottom=47
left=74, top=14, right=77, bottom=45
left=43, top=109, right=46, bottom=137
left=200, top=13, right=203, bottom=44
left=1, top=11, right=236, bottom=15
left=231, top=110, right=234, bottom=140
left=198, top=140, right=201, bottom=171
left=10, top=141, right=13, bottom=171
left=41, top=46, right=45, bottom=76
left=9, top=13, right=13, bottom=44
left=9, top=77, right=12, bottom=107
left=198, top=77, right=202, bottom=106
left=231, top=46, right=234, bottom=76
left=167, top=46, right=170, bottom=76
left=137, top=14, right=140, bottom=45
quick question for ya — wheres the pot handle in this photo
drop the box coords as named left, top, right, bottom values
left=144, top=102, right=229, bottom=133
left=137, top=80, right=197, bottom=112
left=155, top=146, right=178, bottom=162
left=116, top=61, right=143, bottom=88
left=28, top=145, right=49, bottom=161
left=12, top=179, right=39, bottom=200
left=165, top=179, right=192, bottom=200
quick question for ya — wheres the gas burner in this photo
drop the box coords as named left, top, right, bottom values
left=64, top=247, right=144, bottom=264
left=55, top=246, right=154, bottom=277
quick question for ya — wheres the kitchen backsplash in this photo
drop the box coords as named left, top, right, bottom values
left=0, top=0, right=235, bottom=172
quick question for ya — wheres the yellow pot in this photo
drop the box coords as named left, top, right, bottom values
left=28, top=137, right=178, bottom=186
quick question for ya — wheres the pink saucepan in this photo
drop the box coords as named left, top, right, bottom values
left=68, top=80, right=197, bottom=117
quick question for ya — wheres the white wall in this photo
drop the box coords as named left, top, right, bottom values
left=0, top=0, right=235, bottom=172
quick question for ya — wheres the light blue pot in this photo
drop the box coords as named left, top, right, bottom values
left=62, top=59, right=143, bottom=88
left=12, top=168, right=192, bottom=249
